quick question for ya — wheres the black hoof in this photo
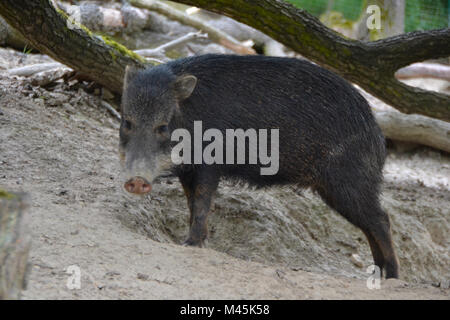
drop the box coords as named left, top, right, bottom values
left=182, top=238, right=205, bottom=248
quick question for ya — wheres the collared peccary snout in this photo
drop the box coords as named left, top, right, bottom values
left=120, top=54, right=399, bottom=279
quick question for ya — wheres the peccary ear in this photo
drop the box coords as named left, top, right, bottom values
left=123, top=65, right=139, bottom=91
left=173, top=74, right=197, bottom=100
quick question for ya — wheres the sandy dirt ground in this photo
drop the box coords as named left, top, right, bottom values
left=0, top=48, right=449, bottom=299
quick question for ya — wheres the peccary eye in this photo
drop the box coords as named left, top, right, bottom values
left=155, top=124, right=169, bottom=135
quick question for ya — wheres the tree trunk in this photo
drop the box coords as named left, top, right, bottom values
left=0, top=191, right=31, bottom=300
left=0, top=0, right=449, bottom=120
left=382, top=0, right=405, bottom=37
left=0, top=0, right=150, bottom=94
left=0, top=16, right=30, bottom=51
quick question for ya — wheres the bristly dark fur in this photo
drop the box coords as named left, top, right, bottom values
left=121, top=54, right=399, bottom=278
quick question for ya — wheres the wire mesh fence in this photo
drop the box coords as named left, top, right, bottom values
left=287, top=0, right=449, bottom=32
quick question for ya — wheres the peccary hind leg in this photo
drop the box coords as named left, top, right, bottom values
left=317, top=181, right=399, bottom=279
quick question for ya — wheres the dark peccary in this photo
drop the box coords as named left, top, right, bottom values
left=120, top=54, right=399, bottom=279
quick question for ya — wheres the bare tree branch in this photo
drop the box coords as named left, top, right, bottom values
left=130, top=0, right=255, bottom=55
left=171, top=0, right=450, bottom=121
left=0, top=0, right=149, bottom=94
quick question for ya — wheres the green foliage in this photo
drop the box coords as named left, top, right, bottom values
left=329, top=0, right=364, bottom=21
left=22, top=45, right=32, bottom=54
left=287, top=0, right=329, bottom=17
left=287, top=0, right=364, bottom=21
left=404, top=0, right=449, bottom=32
left=286, top=0, right=449, bottom=32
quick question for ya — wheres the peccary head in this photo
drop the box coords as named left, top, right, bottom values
left=120, top=65, right=197, bottom=194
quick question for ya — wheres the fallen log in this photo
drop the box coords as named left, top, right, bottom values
left=395, top=63, right=450, bottom=81
left=56, top=1, right=255, bottom=55
left=57, top=2, right=153, bottom=34
left=373, top=110, right=450, bottom=153
left=0, top=191, right=31, bottom=300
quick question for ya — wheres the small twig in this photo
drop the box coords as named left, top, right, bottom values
left=143, top=57, right=166, bottom=64
left=130, top=0, right=255, bottom=55
left=5, top=62, right=63, bottom=76
left=135, top=31, right=207, bottom=56
left=99, top=100, right=121, bottom=121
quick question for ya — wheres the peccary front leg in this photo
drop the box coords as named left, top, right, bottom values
left=179, top=168, right=219, bottom=247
